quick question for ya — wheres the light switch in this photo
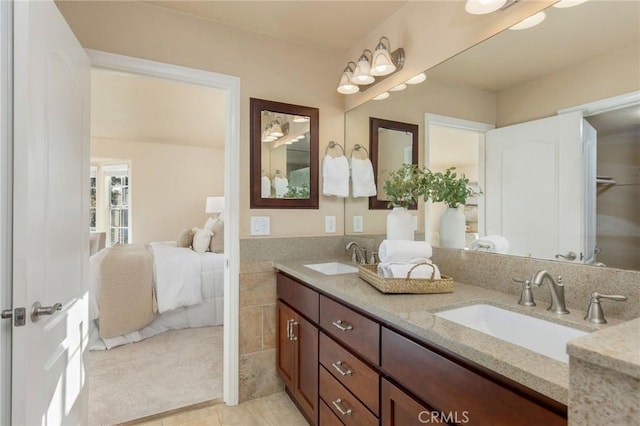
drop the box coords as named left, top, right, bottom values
left=325, top=216, right=336, bottom=233
left=250, top=216, right=270, bottom=236
left=353, top=216, right=363, bottom=233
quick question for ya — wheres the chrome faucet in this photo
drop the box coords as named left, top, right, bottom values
left=530, top=270, right=569, bottom=314
left=346, top=241, right=367, bottom=264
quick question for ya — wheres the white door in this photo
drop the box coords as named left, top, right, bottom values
left=12, top=0, right=90, bottom=424
left=485, top=111, right=595, bottom=263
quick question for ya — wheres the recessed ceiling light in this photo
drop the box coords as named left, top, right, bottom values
left=405, top=73, right=427, bottom=85
left=390, top=83, right=407, bottom=92
left=373, top=92, right=390, bottom=101
left=465, top=0, right=508, bottom=15
left=509, top=11, right=546, bottom=30
left=553, top=0, right=589, bottom=8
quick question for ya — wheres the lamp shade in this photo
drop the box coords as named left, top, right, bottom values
left=465, top=0, right=507, bottom=15
left=205, top=196, right=225, bottom=213
left=370, top=38, right=396, bottom=76
left=351, top=50, right=374, bottom=85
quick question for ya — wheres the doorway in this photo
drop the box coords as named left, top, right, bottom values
left=86, top=50, right=241, bottom=420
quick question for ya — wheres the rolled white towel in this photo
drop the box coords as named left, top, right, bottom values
left=322, top=154, right=350, bottom=197
left=378, top=240, right=433, bottom=263
left=377, top=262, right=441, bottom=280
left=470, top=235, right=509, bottom=254
left=351, top=157, right=377, bottom=198
left=261, top=176, right=271, bottom=198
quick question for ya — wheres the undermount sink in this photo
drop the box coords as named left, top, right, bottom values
left=304, top=262, right=359, bottom=275
left=434, top=303, right=588, bottom=363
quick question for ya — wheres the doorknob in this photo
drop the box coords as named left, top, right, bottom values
left=1, top=309, right=12, bottom=320
left=30, top=302, right=62, bottom=322
left=554, top=251, right=577, bottom=261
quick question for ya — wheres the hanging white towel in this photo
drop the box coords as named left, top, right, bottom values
left=273, top=176, right=289, bottom=198
left=261, top=176, right=271, bottom=198
left=378, top=240, right=433, bottom=263
left=470, top=235, right=510, bottom=254
left=351, top=157, right=377, bottom=198
left=322, top=154, right=350, bottom=197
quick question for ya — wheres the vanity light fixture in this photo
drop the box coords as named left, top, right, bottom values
left=373, top=92, right=390, bottom=101
left=269, top=117, right=284, bottom=137
left=390, top=83, right=407, bottom=92
left=509, top=11, right=546, bottom=30
left=553, top=0, right=589, bottom=8
left=405, top=72, right=427, bottom=85
left=337, top=36, right=405, bottom=95
left=465, top=0, right=507, bottom=15
left=337, top=61, right=359, bottom=94
left=292, top=115, right=310, bottom=123
left=351, top=49, right=375, bottom=85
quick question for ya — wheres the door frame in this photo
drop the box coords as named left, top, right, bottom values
left=86, top=49, right=241, bottom=405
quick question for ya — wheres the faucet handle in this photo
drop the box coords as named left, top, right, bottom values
left=584, top=292, right=627, bottom=324
left=513, top=278, right=536, bottom=307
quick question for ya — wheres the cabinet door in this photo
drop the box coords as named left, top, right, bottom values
left=382, top=379, right=447, bottom=425
left=276, top=301, right=296, bottom=390
left=294, top=313, right=319, bottom=424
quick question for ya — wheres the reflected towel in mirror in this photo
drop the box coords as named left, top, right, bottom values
left=351, top=158, right=377, bottom=197
left=470, top=235, right=510, bottom=254
left=273, top=176, right=289, bottom=198
left=261, top=175, right=271, bottom=198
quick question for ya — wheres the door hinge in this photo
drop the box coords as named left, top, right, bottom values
left=1, top=307, right=26, bottom=327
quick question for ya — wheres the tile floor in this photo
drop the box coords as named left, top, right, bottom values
left=130, top=391, right=308, bottom=426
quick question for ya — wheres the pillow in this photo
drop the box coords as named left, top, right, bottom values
left=209, top=219, right=224, bottom=253
left=191, top=226, right=213, bottom=254
left=176, top=228, right=194, bottom=248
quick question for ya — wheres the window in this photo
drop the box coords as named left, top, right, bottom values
left=90, top=166, right=97, bottom=231
left=104, top=164, right=130, bottom=246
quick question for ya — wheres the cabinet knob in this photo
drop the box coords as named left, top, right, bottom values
left=332, top=320, right=353, bottom=332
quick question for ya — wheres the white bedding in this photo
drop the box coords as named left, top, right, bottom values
left=89, top=242, right=224, bottom=350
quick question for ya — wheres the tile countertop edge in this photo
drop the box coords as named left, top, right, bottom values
left=273, top=261, right=605, bottom=405
left=566, top=318, right=640, bottom=379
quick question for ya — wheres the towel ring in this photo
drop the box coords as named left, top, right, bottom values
left=350, top=144, right=370, bottom=159
left=325, top=141, right=345, bottom=156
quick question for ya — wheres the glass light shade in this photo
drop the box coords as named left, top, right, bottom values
left=390, top=83, right=407, bottom=92
left=553, top=0, right=588, bottom=8
left=269, top=120, right=284, bottom=137
left=373, top=92, right=390, bottom=101
left=337, top=70, right=359, bottom=94
left=351, top=52, right=374, bottom=85
left=293, top=115, right=309, bottom=123
left=405, top=73, right=427, bottom=85
left=370, top=41, right=396, bottom=76
left=205, top=196, right=225, bottom=213
left=262, top=133, right=277, bottom=143
left=509, top=11, right=546, bottom=30
left=465, top=0, right=507, bottom=15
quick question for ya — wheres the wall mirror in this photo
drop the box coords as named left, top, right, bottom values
left=344, top=0, right=639, bottom=272
left=369, top=118, right=419, bottom=209
left=250, top=98, right=319, bottom=209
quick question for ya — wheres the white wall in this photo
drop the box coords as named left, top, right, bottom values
left=91, top=137, right=224, bottom=244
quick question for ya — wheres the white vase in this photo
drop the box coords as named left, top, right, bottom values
left=387, top=207, right=414, bottom=241
left=439, top=207, right=466, bottom=248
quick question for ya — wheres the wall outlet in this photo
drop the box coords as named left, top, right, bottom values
left=250, top=216, right=270, bottom=236
left=353, top=216, right=364, bottom=233
left=325, top=216, right=336, bottom=233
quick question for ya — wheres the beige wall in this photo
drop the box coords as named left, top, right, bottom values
left=91, top=137, right=224, bottom=244
left=57, top=0, right=345, bottom=239
left=497, top=43, right=640, bottom=127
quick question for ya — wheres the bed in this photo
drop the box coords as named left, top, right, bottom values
left=88, top=241, right=224, bottom=350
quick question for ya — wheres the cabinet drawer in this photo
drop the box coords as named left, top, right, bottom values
left=381, top=378, right=448, bottom=425
left=319, top=398, right=343, bottom=426
left=381, top=327, right=566, bottom=426
left=320, top=366, right=377, bottom=426
left=319, top=296, right=380, bottom=365
left=277, top=273, right=319, bottom=323
left=319, top=332, right=379, bottom=415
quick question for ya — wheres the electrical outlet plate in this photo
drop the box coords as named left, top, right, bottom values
left=353, top=216, right=363, bottom=233
left=250, top=216, right=270, bottom=236
left=325, top=216, right=336, bottom=233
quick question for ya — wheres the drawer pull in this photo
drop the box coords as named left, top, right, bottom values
left=332, top=361, right=352, bottom=376
left=286, top=319, right=292, bottom=339
left=290, top=321, right=299, bottom=341
left=332, top=320, right=353, bottom=331
left=332, top=398, right=352, bottom=416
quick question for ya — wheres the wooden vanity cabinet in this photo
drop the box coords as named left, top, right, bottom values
left=381, top=379, right=448, bottom=425
left=277, top=274, right=320, bottom=425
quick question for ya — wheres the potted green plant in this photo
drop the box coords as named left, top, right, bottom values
left=425, top=167, right=478, bottom=248
left=382, top=164, right=429, bottom=240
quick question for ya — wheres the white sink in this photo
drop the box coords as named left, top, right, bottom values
left=434, top=303, right=588, bottom=363
left=304, top=262, right=359, bottom=275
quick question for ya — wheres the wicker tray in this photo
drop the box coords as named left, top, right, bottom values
left=358, top=264, right=454, bottom=294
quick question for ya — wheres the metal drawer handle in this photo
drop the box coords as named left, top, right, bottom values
left=332, top=320, right=353, bottom=331
left=286, top=319, right=292, bottom=339
left=290, top=321, right=298, bottom=341
left=332, top=398, right=352, bottom=416
left=332, top=361, right=352, bottom=376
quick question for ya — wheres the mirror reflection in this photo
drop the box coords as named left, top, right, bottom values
left=250, top=98, right=319, bottom=209
left=344, top=0, right=639, bottom=272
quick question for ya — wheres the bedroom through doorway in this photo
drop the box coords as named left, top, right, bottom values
left=87, top=66, right=228, bottom=425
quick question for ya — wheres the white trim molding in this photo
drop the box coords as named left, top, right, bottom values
left=558, top=91, right=640, bottom=117
left=85, top=49, right=241, bottom=405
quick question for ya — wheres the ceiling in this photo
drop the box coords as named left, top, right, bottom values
left=143, top=0, right=408, bottom=52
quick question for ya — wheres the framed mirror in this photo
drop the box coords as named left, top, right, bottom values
left=250, top=98, right=319, bottom=209
left=369, top=117, right=419, bottom=209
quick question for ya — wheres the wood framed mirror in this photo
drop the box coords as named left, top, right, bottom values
left=250, top=98, right=319, bottom=209
left=369, top=117, right=419, bottom=210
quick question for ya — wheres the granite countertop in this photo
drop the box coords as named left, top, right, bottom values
left=274, top=260, right=624, bottom=405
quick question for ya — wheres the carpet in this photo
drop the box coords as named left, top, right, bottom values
left=88, top=326, right=223, bottom=425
